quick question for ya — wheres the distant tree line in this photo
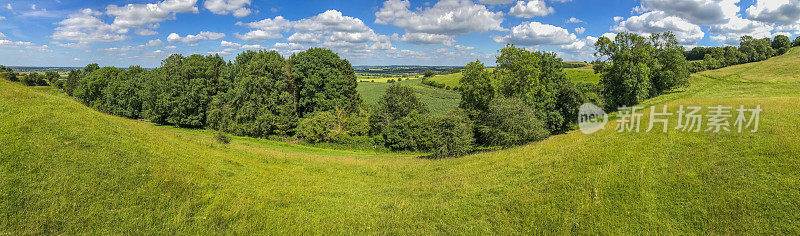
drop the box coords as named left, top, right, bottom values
left=684, top=35, right=797, bottom=73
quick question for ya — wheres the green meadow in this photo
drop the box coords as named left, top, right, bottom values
left=2, top=48, right=800, bottom=234
left=428, top=68, right=599, bottom=88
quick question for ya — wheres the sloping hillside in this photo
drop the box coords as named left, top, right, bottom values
left=2, top=49, right=800, bottom=234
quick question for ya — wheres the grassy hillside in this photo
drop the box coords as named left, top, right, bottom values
left=429, top=68, right=599, bottom=88
left=3, top=48, right=800, bottom=234
left=357, top=78, right=460, bottom=114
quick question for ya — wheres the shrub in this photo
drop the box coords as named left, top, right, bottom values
left=382, top=111, right=433, bottom=151
left=44, top=71, right=60, bottom=84
left=793, top=36, right=800, bottom=47
left=478, top=98, right=550, bottom=147
left=428, top=110, right=474, bottom=157
left=0, top=72, right=18, bottom=82
left=371, top=83, right=428, bottom=135
left=296, top=107, right=370, bottom=143
left=215, top=130, right=231, bottom=144
left=423, top=70, right=435, bottom=78
left=21, top=72, right=48, bottom=86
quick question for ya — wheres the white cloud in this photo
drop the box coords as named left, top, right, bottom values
left=478, top=0, right=516, bottom=4
left=6, top=4, right=12, bottom=10
left=294, top=10, right=372, bottom=32
left=73, top=58, right=80, bottom=61
left=287, top=32, right=320, bottom=43
left=494, top=21, right=577, bottom=46
left=710, top=17, right=775, bottom=44
left=613, top=16, right=624, bottom=22
left=0, top=16, right=5, bottom=20
left=375, top=0, right=505, bottom=35
left=398, top=33, right=456, bottom=46
left=146, top=39, right=164, bottom=47
left=567, top=17, right=584, bottom=23
left=106, top=0, right=198, bottom=30
left=0, top=32, right=4, bottom=38
left=167, top=31, right=225, bottom=43
left=135, top=29, right=158, bottom=36
left=454, top=44, right=475, bottom=50
left=575, top=27, right=586, bottom=34
left=237, top=30, right=283, bottom=42
left=204, top=0, right=252, bottom=17
left=746, top=0, right=800, bottom=24
left=612, top=11, right=705, bottom=45
left=31, top=4, right=36, bottom=10
left=509, top=0, right=554, bottom=18
left=238, top=16, right=292, bottom=32
left=52, top=9, right=128, bottom=44
left=637, top=0, right=739, bottom=25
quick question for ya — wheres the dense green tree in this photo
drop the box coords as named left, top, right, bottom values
left=20, top=72, right=48, bottom=86
left=207, top=50, right=297, bottom=136
left=296, top=107, right=370, bottom=143
left=84, top=63, right=100, bottom=74
left=594, top=32, right=688, bottom=110
left=477, top=98, right=549, bottom=147
left=371, top=83, right=428, bottom=134
left=423, top=70, right=435, bottom=78
left=100, top=66, right=147, bottom=118
left=44, top=71, right=60, bottom=84
left=0, top=66, right=18, bottom=82
left=73, top=67, right=124, bottom=108
left=793, top=36, right=800, bottom=47
left=290, top=48, right=361, bottom=118
left=63, top=70, right=81, bottom=96
left=428, top=110, right=474, bottom=157
left=382, top=111, right=433, bottom=151
left=458, top=60, right=494, bottom=114
left=141, top=54, right=229, bottom=127
left=772, top=35, right=792, bottom=55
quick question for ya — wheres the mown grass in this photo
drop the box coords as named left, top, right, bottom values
left=2, top=48, right=800, bottom=234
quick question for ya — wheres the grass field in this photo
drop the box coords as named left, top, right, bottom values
left=428, top=68, right=599, bottom=88
left=357, top=78, right=460, bottom=114
left=2, top=48, right=800, bottom=234
left=356, top=74, right=421, bottom=83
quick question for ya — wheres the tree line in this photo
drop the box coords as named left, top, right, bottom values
left=684, top=35, right=799, bottom=73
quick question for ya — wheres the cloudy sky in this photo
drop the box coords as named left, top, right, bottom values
left=0, top=0, right=798, bottom=67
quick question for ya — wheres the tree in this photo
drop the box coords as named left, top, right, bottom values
left=290, top=48, right=361, bottom=118
left=423, top=70, right=435, bottom=78
left=296, top=107, right=370, bottom=143
left=772, top=35, right=792, bottom=55
left=428, top=110, right=474, bottom=157
left=44, top=71, right=61, bottom=85
left=21, top=72, right=48, bottom=86
left=73, top=67, right=124, bottom=108
left=793, top=36, right=800, bottom=47
left=63, top=70, right=81, bottom=96
left=84, top=63, right=100, bottom=74
left=0, top=66, right=18, bottom=82
left=594, top=32, right=689, bottom=110
left=100, top=66, right=147, bottom=118
left=207, top=50, right=297, bottom=137
left=141, top=54, right=230, bottom=127
left=477, top=98, right=549, bottom=147
left=459, top=60, right=494, bottom=114
left=371, top=83, right=428, bottom=134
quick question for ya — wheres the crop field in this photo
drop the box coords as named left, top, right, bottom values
left=3, top=48, right=799, bottom=234
left=427, top=68, right=599, bottom=88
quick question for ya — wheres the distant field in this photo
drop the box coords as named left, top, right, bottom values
left=357, top=78, right=460, bottom=114
left=428, top=68, right=599, bottom=88
left=357, top=74, right=421, bottom=83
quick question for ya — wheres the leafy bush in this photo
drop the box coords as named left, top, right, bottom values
left=0, top=72, right=18, bottom=82
left=428, top=110, right=474, bottom=157
left=793, top=36, right=800, bottom=47
left=20, top=72, right=48, bottom=86
left=44, top=71, right=60, bottom=84
left=423, top=70, right=435, bottom=78
left=214, top=130, right=231, bottom=144
left=459, top=60, right=494, bottom=113
left=296, top=107, right=369, bottom=143
left=382, top=111, right=433, bottom=151
left=477, top=98, right=549, bottom=147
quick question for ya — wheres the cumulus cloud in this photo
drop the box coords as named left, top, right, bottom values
left=478, top=0, right=516, bottom=4
left=454, top=44, right=475, bottom=50
left=0, top=38, right=50, bottom=52
left=494, top=21, right=577, bottom=46
left=397, top=33, right=456, bottom=46
left=637, top=0, right=739, bottom=25
left=204, top=0, right=252, bottom=17
left=0, top=32, right=4, bottom=38
left=567, top=17, right=584, bottom=23
left=612, top=11, right=705, bottom=45
left=746, top=0, right=800, bottom=24
left=106, top=0, right=199, bottom=29
left=52, top=9, right=128, bottom=44
left=237, top=30, right=283, bottom=42
left=146, top=39, right=164, bottom=47
left=375, top=0, right=505, bottom=35
left=574, top=27, right=585, bottom=34
left=709, top=17, right=775, bottom=44
left=167, top=31, right=225, bottom=43
left=509, top=0, right=554, bottom=18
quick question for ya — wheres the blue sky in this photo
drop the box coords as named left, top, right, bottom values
left=0, top=0, right=798, bottom=67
